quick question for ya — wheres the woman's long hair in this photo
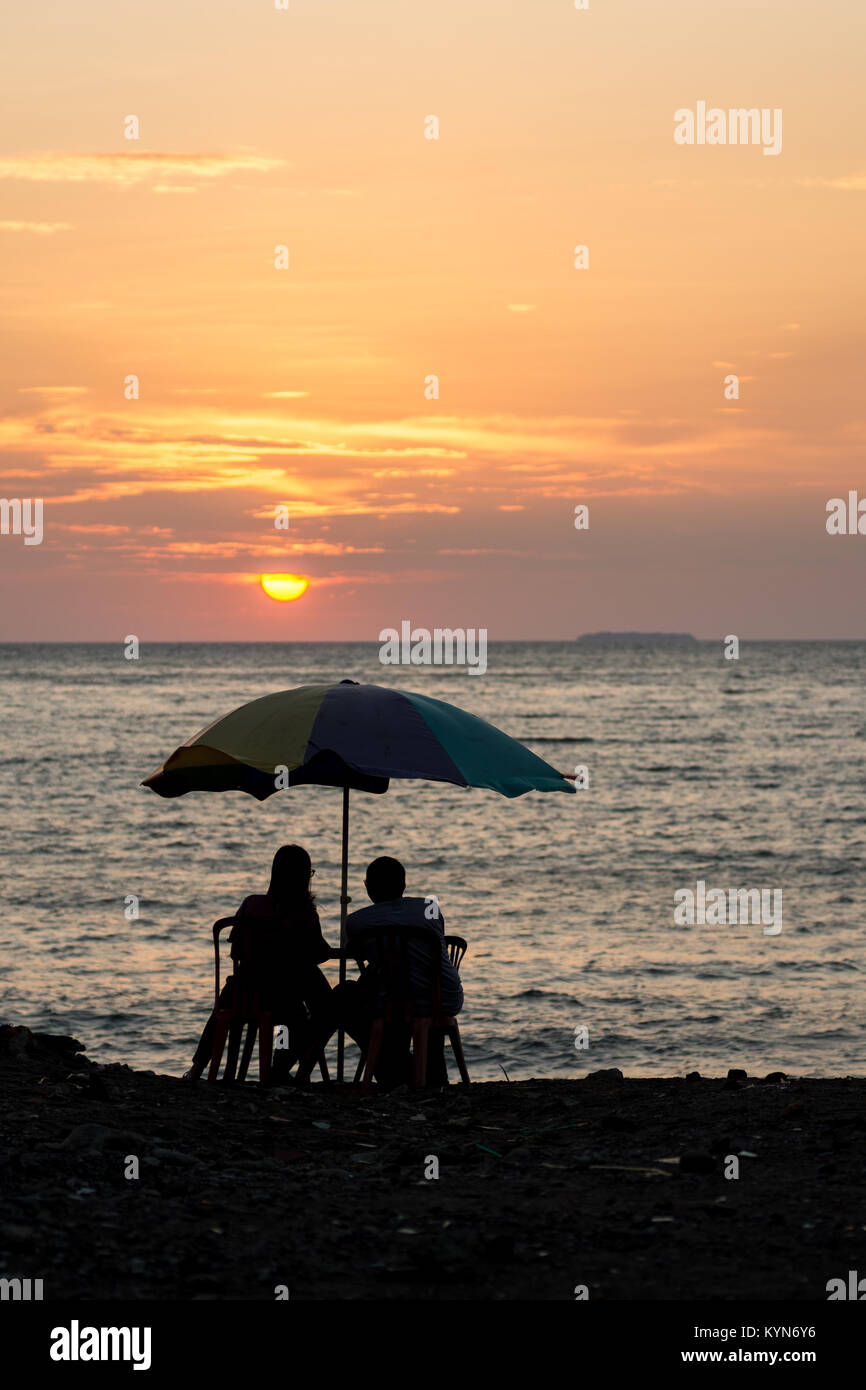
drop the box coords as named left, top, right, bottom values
left=267, top=844, right=316, bottom=913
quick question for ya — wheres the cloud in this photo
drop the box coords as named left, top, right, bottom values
left=438, top=547, right=530, bottom=556
left=1, top=397, right=838, bottom=532
left=0, top=151, right=286, bottom=188
left=797, top=174, right=866, bottom=191
left=53, top=523, right=130, bottom=535
left=371, top=467, right=455, bottom=478
left=263, top=391, right=310, bottom=399
left=18, top=385, right=89, bottom=395
left=153, top=569, right=397, bottom=588
left=125, top=539, right=388, bottom=559
left=0, top=220, right=72, bottom=234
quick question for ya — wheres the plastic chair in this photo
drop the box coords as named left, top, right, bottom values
left=351, top=926, right=470, bottom=1089
left=207, top=918, right=329, bottom=1084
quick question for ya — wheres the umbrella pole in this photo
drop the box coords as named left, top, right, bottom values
left=337, top=784, right=349, bottom=1082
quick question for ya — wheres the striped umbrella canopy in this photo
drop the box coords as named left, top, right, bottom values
left=143, top=678, right=574, bottom=800
left=143, top=679, right=575, bottom=1077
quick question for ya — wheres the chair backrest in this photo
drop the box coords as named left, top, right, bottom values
left=216, top=906, right=302, bottom=1014
left=352, top=924, right=443, bottom=1020
left=444, top=935, right=468, bottom=971
left=212, top=917, right=236, bottom=1009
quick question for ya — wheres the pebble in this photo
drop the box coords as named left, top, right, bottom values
left=679, top=1151, right=716, bottom=1174
left=58, top=1124, right=116, bottom=1151
left=151, top=1147, right=202, bottom=1166
left=1, top=1223, right=34, bottom=1242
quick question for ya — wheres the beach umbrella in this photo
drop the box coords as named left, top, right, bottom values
left=143, top=679, right=575, bottom=1078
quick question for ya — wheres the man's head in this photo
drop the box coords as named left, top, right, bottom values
left=364, top=856, right=406, bottom=904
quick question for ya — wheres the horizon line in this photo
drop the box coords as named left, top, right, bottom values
left=2, top=636, right=866, bottom=646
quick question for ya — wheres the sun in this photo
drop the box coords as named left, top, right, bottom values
left=259, top=574, right=310, bottom=602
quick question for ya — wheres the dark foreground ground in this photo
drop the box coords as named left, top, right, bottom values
left=1, top=1026, right=863, bottom=1301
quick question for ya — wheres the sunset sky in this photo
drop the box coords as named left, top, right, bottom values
left=1, top=0, right=865, bottom=639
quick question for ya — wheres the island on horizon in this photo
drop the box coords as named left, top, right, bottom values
left=576, top=631, right=698, bottom=643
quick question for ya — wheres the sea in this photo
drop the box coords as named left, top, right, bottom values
left=1, top=640, right=864, bottom=1080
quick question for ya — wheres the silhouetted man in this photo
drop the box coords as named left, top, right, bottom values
left=340, top=856, right=463, bottom=1086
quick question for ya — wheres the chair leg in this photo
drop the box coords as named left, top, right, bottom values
left=258, top=1014, right=273, bottom=1085
left=447, top=1024, right=470, bottom=1084
left=361, top=1019, right=385, bottom=1092
left=224, top=1020, right=243, bottom=1082
left=412, top=1020, right=430, bottom=1087
left=352, top=1050, right=366, bottom=1085
left=295, top=1034, right=322, bottom=1086
left=207, top=1013, right=231, bottom=1083
left=238, top=1021, right=257, bottom=1082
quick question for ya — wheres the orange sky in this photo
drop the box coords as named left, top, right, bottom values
left=1, top=0, right=865, bottom=638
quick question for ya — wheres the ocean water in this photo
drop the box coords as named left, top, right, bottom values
left=1, top=640, right=864, bottom=1081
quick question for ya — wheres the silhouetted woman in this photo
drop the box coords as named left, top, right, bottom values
left=185, top=844, right=337, bottom=1080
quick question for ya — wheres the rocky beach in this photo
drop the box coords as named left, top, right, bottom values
left=1, top=1025, right=863, bottom=1302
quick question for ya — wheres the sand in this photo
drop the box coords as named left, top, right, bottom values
left=1, top=1025, right=862, bottom=1301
